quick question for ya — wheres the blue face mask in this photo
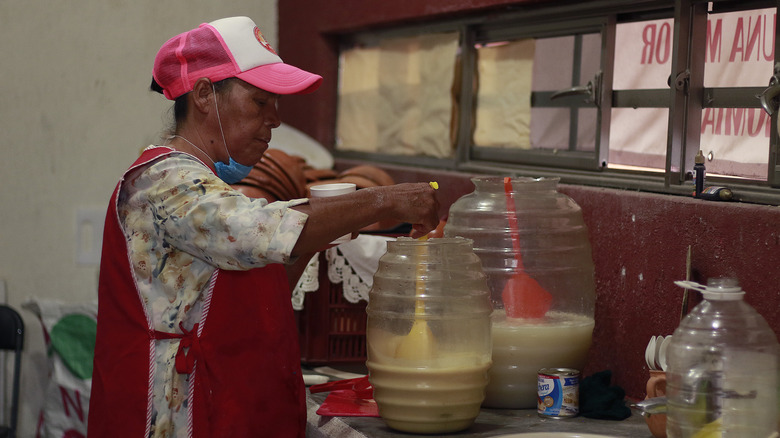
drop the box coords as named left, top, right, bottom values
left=214, top=157, right=254, bottom=184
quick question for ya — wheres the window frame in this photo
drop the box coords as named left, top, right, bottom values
left=666, top=0, right=780, bottom=202
left=333, top=0, right=780, bottom=205
left=465, top=16, right=612, bottom=172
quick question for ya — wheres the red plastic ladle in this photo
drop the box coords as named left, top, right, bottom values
left=501, top=177, right=552, bottom=319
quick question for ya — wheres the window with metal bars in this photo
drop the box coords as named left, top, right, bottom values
left=334, top=0, right=780, bottom=205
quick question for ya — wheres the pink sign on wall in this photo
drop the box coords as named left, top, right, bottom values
left=611, top=8, right=775, bottom=179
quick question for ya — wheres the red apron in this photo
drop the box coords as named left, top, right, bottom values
left=88, top=148, right=306, bottom=437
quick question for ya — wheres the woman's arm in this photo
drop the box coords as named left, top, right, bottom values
left=289, top=182, right=439, bottom=257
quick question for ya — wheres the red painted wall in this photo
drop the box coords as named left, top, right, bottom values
left=278, top=0, right=780, bottom=401
left=566, top=183, right=780, bottom=400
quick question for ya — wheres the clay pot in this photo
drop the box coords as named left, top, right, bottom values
left=303, top=168, right=339, bottom=182
left=233, top=184, right=277, bottom=202
left=340, top=165, right=395, bottom=187
left=644, top=370, right=667, bottom=438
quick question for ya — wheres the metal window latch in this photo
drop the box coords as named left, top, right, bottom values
left=551, top=71, right=603, bottom=107
left=674, top=70, right=690, bottom=93
left=759, top=63, right=780, bottom=116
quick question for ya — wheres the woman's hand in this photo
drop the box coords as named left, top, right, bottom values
left=375, top=183, right=440, bottom=239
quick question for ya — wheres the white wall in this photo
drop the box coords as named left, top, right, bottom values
left=0, top=1, right=277, bottom=436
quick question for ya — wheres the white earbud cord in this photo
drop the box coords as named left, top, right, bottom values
left=167, top=135, right=216, bottom=168
left=164, top=81, right=231, bottom=168
left=212, top=82, right=231, bottom=162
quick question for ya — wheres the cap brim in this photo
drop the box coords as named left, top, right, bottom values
left=236, top=63, right=322, bottom=95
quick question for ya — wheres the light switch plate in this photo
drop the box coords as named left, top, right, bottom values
left=76, top=208, right=105, bottom=265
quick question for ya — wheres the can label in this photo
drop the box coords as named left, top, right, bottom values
left=537, top=368, right=580, bottom=418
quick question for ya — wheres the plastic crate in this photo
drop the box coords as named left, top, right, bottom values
left=297, top=252, right=367, bottom=365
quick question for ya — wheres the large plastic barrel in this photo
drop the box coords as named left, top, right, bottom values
left=445, top=177, right=595, bottom=409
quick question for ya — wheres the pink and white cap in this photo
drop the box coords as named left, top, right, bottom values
left=153, top=16, right=322, bottom=100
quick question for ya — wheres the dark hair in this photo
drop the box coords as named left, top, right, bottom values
left=150, top=77, right=237, bottom=134
left=150, top=77, right=165, bottom=94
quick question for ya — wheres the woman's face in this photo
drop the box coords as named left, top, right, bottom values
left=215, top=79, right=281, bottom=166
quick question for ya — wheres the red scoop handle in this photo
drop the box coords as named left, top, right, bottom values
left=502, top=177, right=552, bottom=319
left=309, top=376, right=373, bottom=399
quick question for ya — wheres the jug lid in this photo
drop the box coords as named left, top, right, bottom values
left=675, top=278, right=745, bottom=301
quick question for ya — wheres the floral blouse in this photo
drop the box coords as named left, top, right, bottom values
left=116, top=147, right=308, bottom=437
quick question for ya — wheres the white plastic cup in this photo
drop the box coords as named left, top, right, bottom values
left=309, top=183, right=357, bottom=244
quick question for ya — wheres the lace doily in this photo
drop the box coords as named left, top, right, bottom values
left=291, top=254, right=319, bottom=311
left=291, top=235, right=394, bottom=310
left=325, top=247, right=370, bottom=304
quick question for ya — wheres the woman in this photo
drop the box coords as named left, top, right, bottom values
left=88, top=16, right=439, bottom=438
